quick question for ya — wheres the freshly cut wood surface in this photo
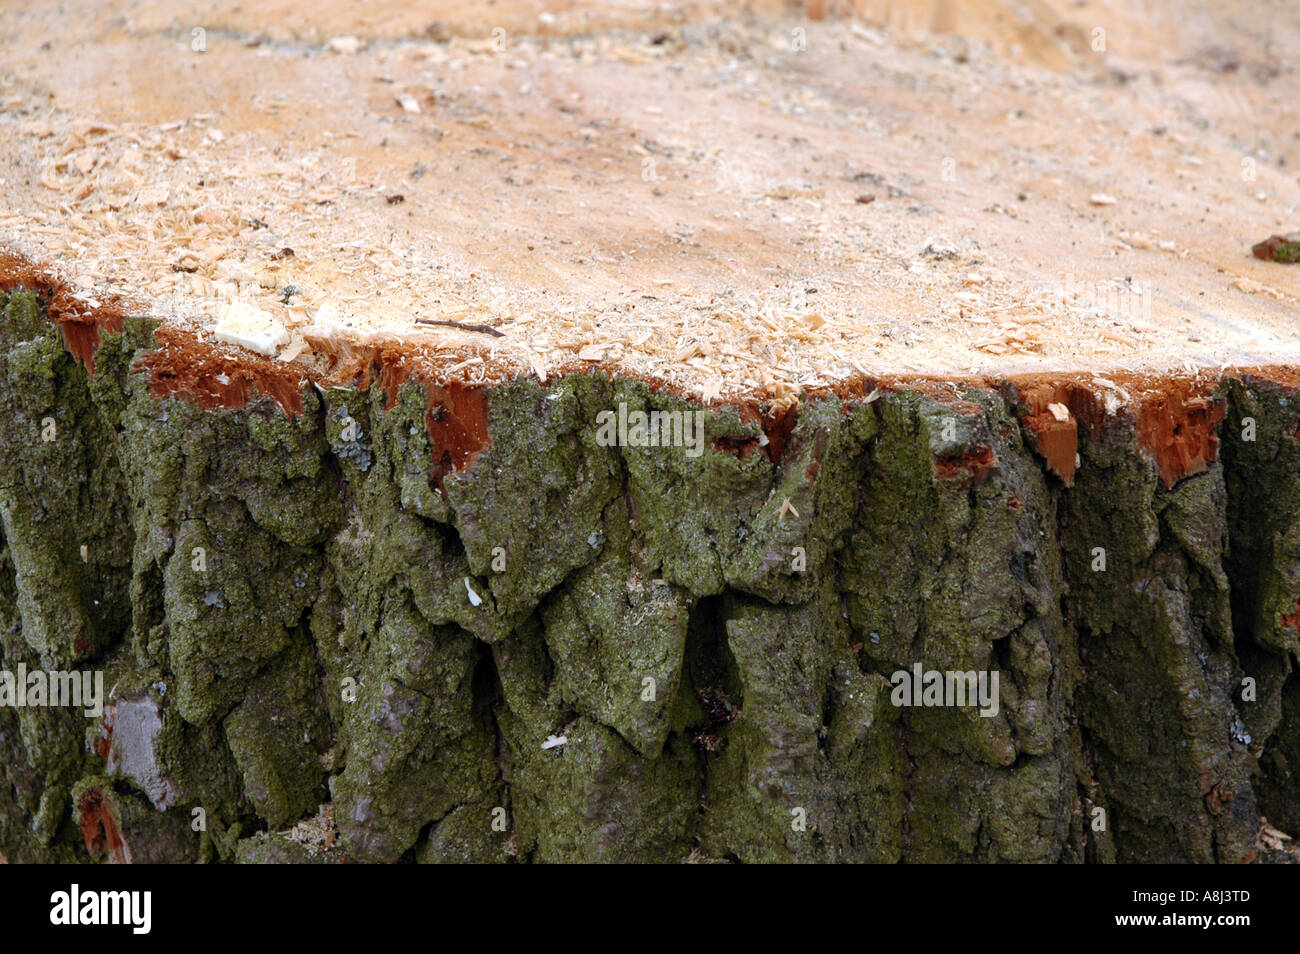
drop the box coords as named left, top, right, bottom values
left=2, top=0, right=1299, bottom=400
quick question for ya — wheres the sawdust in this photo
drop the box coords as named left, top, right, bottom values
left=280, top=803, right=341, bottom=856
left=1, top=0, right=1299, bottom=400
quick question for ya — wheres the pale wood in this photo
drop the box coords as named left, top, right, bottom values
left=1, top=0, right=1298, bottom=400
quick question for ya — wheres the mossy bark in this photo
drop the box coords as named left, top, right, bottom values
left=0, top=288, right=1295, bottom=863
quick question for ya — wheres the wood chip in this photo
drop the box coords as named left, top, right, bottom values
left=327, top=35, right=364, bottom=54
left=137, top=185, right=169, bottom=206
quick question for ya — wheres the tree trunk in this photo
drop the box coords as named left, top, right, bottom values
left=0, top=286, right=1295, bottom=863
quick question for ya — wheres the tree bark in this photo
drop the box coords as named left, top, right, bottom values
left=0, top=287, right=1296, bottom=863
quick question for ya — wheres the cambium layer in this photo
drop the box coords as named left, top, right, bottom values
left=1, top=283, right=1297, bottom=864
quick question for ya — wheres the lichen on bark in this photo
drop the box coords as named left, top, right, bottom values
left=0, top=287, right=1296, bottom=864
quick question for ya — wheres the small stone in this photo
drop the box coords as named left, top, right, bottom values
left=921, top=239, right=959, bottom=260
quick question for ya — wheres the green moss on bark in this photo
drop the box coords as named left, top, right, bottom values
left=1, top=287, right=1297, bottom=864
